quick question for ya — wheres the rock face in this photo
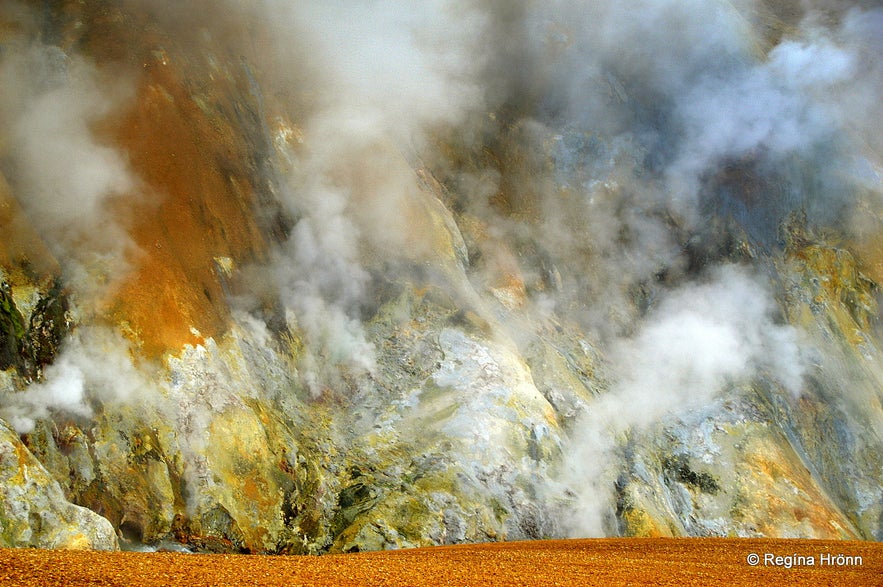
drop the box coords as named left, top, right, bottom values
left=0, top=1, right=881, bottom=552
left=0, top=419, right=117, bottom=550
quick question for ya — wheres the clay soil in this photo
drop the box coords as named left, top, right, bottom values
left=1, top=538, right=880, bottom=586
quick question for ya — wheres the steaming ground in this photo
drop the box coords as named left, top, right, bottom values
left=559, top=266, right=807, bottom=535
left=0, top=16, right=144, bottom=431
left=0, top=0, right=881, bottom=545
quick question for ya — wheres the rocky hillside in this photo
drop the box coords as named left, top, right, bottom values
left=0, top=0, right=880, bottom=552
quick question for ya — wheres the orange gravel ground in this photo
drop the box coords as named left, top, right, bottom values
left=0, top=538, right=880, bottom=586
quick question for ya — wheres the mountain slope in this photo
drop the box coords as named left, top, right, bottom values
left=0, top=0, right=880, bottom=552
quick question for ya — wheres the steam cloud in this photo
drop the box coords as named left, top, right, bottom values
left=486, top=0, right=878, bottom=536
left=0, top=34, right=138, bottom=304
left=0, top=327, right=151, bottom=434
left=0, top=4, right=143, bottom=432
left=254, top=1, right=489, bottom=393
left=559, top=266, right=805, bottom=536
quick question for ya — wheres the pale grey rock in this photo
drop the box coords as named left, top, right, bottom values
left=0, top=418, right=117, bottom=550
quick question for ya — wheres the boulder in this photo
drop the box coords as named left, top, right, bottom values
left=0, top=418, right=117, bottom=550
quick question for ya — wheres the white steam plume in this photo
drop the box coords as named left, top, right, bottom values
left=0, top=3, right=143, bottom=432
left=255, top=1, right=489, bottom=394
left=0, top=327, right=153, bottom=434
left=503, top=2, right=871, bottom=535
left=560, top=266, right=805, bottom=536
left=0, top=35, right=139, bottom=305
left=440, top=0, right=881, bottom=348
left=515, top=1, right=881, bottom=213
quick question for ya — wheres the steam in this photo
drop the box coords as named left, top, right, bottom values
left=0, top=3, right=144, bottom=431
left=498, top=2, right=878, bottom=307
left=429, top=1, right=882, bottom=337
left=0, top=327, right=150, bottom=434
left=665, top=22, right=875, bottom=225
left=442, top=1, right=876, bottom=536
left=559, top=266, right=805, bottom=535
left=0, top=36, right=138, bottom=305
left=264, top=1, right=485, bottom=143
left=254, top=1, right=489, bottom=393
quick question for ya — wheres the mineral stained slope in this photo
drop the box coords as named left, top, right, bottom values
left=0, top=0, right=880, bottom=553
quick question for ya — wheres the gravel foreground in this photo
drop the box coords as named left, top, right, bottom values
left=1, top=538, right=879, bottom=586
